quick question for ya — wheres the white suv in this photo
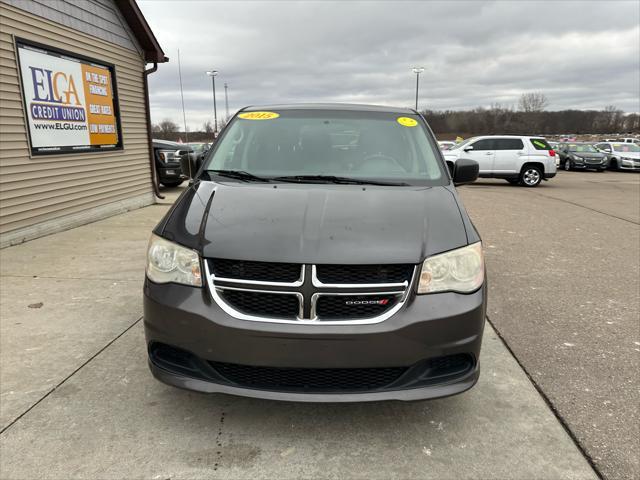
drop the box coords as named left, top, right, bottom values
left=443, top=135, right=557, bottom=187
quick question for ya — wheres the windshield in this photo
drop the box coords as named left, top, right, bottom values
left=204, top=109, right=446, bottom=185
left=188, top=143, right=208, bottom=153
left=567, top=144, right=597, bottom=153
left=613, top=143, right=640, bottom=153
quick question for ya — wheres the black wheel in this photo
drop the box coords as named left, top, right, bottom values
left=160, top=180, right=183, bottom=187
left=519, top=166, right=542, bottom=187
left=609, top=159, right=618, bottom=171
left=563, top=159, right=572, bottom=171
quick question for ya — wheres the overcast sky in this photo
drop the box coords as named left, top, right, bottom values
left=138, top=0, right=640, bottom=130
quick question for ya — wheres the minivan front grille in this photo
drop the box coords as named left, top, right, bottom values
left=209, top=258, right=302, bottom=283
left=315, top=264, right=413, bottom=284
left=206, top=260, right=415, bottom=324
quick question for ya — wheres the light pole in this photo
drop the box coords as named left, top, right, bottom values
left=412, top=66, right=424, bottom=111
left=206, top=70, right=218, bottom=136
left=224, top=82, right=229, bottom=120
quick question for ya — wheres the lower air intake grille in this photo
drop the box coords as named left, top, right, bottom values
left=209, top=362, right=408, bottom=392
left=218, top=289, right=299, bottom=318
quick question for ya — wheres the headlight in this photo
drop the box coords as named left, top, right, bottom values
left=417, top=242, right=484, bottom=294
left=158, top=150, right=178, bottom=163
left=146, top=234, right=202, bottom=287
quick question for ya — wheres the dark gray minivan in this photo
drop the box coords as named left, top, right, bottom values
left=144, top=104, right=485, bottom=402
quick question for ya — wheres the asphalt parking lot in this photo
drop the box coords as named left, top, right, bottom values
left=1, top=171, right=637, bottom=479
left=458, top=170, right=639, bottom=480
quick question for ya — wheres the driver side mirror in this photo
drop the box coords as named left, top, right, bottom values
left=463, top=145, right=474, bottom=152
left=180, top=154, right=203, bottom=180
left=452, top=158, right=479, bottom=186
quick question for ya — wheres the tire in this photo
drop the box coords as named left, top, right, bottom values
left=520, top=166, right=542, bottom=187
left=160, top=179, right=183, bottom=188
left=563, top=159, right=572, bottom=171
left=609, top=159, right=618, bottom=171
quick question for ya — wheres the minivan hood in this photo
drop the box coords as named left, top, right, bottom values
left=159, top=181, right=469, bottom=265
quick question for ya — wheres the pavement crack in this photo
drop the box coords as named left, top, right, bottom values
left=214, top=410, right=226, bottom=471
left=0, top=274, right=140, bottom=282
left=485, top=314, right=604, bottom=480
left=524, top=190, right=639, bottom=225
left=0, top=316, right=143, bottom=436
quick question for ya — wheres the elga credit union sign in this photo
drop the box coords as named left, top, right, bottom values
left=16, top=40, right=122, bottom=155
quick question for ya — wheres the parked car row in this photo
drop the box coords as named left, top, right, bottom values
left=437, top=135, right=639, bottom=183
left=601, top=137, right=639, bottom=145
left=555, top=141, right=640, bottom=172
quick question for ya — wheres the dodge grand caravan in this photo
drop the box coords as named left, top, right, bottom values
left=144, top=104, right=486, bottom=402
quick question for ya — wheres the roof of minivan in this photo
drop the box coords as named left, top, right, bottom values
left=241, top=103, right=416, bottom=114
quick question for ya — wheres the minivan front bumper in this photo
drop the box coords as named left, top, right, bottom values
left=143, top=280, right=486, bottom=402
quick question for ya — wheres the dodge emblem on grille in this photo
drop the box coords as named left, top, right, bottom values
left=345, top=299, right=389, bottom=305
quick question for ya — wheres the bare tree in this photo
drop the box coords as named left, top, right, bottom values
left=518, top=92, right=548, bottom=112
left=203, top=121, right=214, bottom=134
left=158, top=119, right=179, bottom=136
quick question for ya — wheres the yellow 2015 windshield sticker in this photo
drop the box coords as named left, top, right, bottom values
left=397, top=116, right=418, bottom=127
left=238, top=111, right=280, bottom=120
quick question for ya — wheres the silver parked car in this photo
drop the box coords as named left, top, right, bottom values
left=594, top=142, right=640, bottom=171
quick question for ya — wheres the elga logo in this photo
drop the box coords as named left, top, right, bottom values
left=345, top=299, right=389, bottom=306
left=28, top=67, right=86, bottom=122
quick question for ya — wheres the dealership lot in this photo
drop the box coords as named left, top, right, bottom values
left=1, top=171, right=637, bottom=479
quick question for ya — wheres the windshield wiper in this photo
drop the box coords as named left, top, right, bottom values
left=209, top=169, right=270, bottom=183
left=272, top=175, right=409, bottom=186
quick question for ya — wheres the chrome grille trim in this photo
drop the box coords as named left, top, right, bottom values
left=205, top=261, right=416, bottom=325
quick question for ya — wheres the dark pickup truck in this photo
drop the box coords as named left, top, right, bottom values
left=152, top=139, right=192, bottom=187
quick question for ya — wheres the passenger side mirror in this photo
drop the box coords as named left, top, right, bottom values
left=463, top=145, right=474, bottom=152
left=452, top=159, right=479, bottom=186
